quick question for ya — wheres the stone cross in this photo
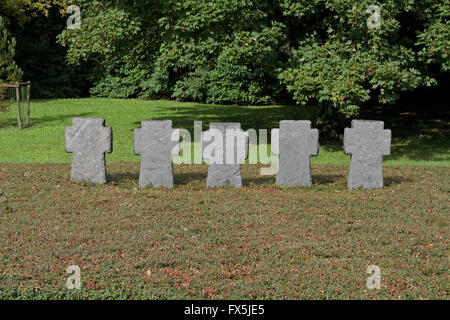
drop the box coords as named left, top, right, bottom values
left=344, top=120, right=391, bottom=189
left=65, top=117, right=112, bottom=184
left=202, top=123, right=248, bottom=188
left=272, top=120, right=319, bottom=186
left=134, top=120, right=180, bottom=188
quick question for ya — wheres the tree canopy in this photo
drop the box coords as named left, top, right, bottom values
left=0, top=16, right=22, bottom=82
left=2, top=0, right=448, bottom=117
left=0, top=0, right=65, bottom=81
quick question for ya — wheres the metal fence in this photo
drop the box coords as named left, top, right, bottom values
left=0, top=81, right=31, bottom=130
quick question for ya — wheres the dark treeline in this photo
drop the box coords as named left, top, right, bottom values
left=11, top=5, right=92, bottom=98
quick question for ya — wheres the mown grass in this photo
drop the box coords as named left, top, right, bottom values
left=0, top=98, right=448, bottom=165
left=0, top=163, right=448, bottom=299
left=0, top=98, right=448, bottom=299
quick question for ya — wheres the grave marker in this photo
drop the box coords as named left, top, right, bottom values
left=65, top=118, right=112, bottom=184
left=272, top=120, right=319, bottom=186
left=134, top=120, right=180, bottom=188
left=344, top=120, right=391, bottom=189
left=202, top=123, right=248, bottom=187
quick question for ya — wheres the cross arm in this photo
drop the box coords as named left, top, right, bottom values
left=343, top=128, right=357, bottom=155
left=271, top=129, right=280, bottom=156
left=310, top=128, right=319, bottom=156
left=171, top=129, right=181, bottom=158
left=237, top=130, right=249, bottom=162
left=64, top=126, right=75, bottom=153
left=134, top=128, right=144, bottom=156
left=380, top=129, right=391, bottom=156
left=102, top=126, right=113, bottom=154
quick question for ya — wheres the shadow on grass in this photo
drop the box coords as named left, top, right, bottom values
left=109, top=171, right=209, bottom=186
left=313, top=174, right=345, bottom=185
left=243, top=174, right=345, bottom=186
left=243, top=175, right=276, bottom=186
left=107, top=172, right=411, bottom=188
left=0, top=112, right=95, bottom=129
left=384, top=114, right=449, bottom=162
left=136, top=103, right=448, bottom=163
left=174, top=172, right=208, bottom=185
left=133, top=103, right=319, bottom=133
left=108, top=172, right=139, bottom=184
left=384, top=175, right=414, bottom=186
left=319, top=114, right=449, bottom=163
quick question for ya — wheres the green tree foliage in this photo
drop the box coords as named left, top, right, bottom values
left=149, top=0, right=286, bottom=104
left=0, top=16, right=22, bottom=82
left=57, top=0, right=287, bottom=103
left=0, top=0, right=60, bottom=24
left=416, top=1, right=450, bottom=72
left=50, top=0, right=448, bottom=114
left=57, top=0, right=160, bottom=98
left=279, top=0, right=448, bottom=117
left=0, top=16, right=22, bottom=112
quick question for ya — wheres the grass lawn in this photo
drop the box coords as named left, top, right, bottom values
left=0, top=163, right=448, bottom=299
left=0, top=98, right=448, bottom=299
left=0, top=98, right=448, bottom=165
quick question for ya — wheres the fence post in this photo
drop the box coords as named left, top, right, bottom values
left=26, top=82, right=30, bottom=126
left=16, top=82, right=22, bottom=130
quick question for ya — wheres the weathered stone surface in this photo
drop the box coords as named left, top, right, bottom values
left=272, top=120, right=319, bottom=186
left=65, top=117, right=112, bottom=184
left=202, top=123, right=248, bottom=188
left=344, top=120, right=391, bottom=189
left=134, top=120, right=180, bottom=188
